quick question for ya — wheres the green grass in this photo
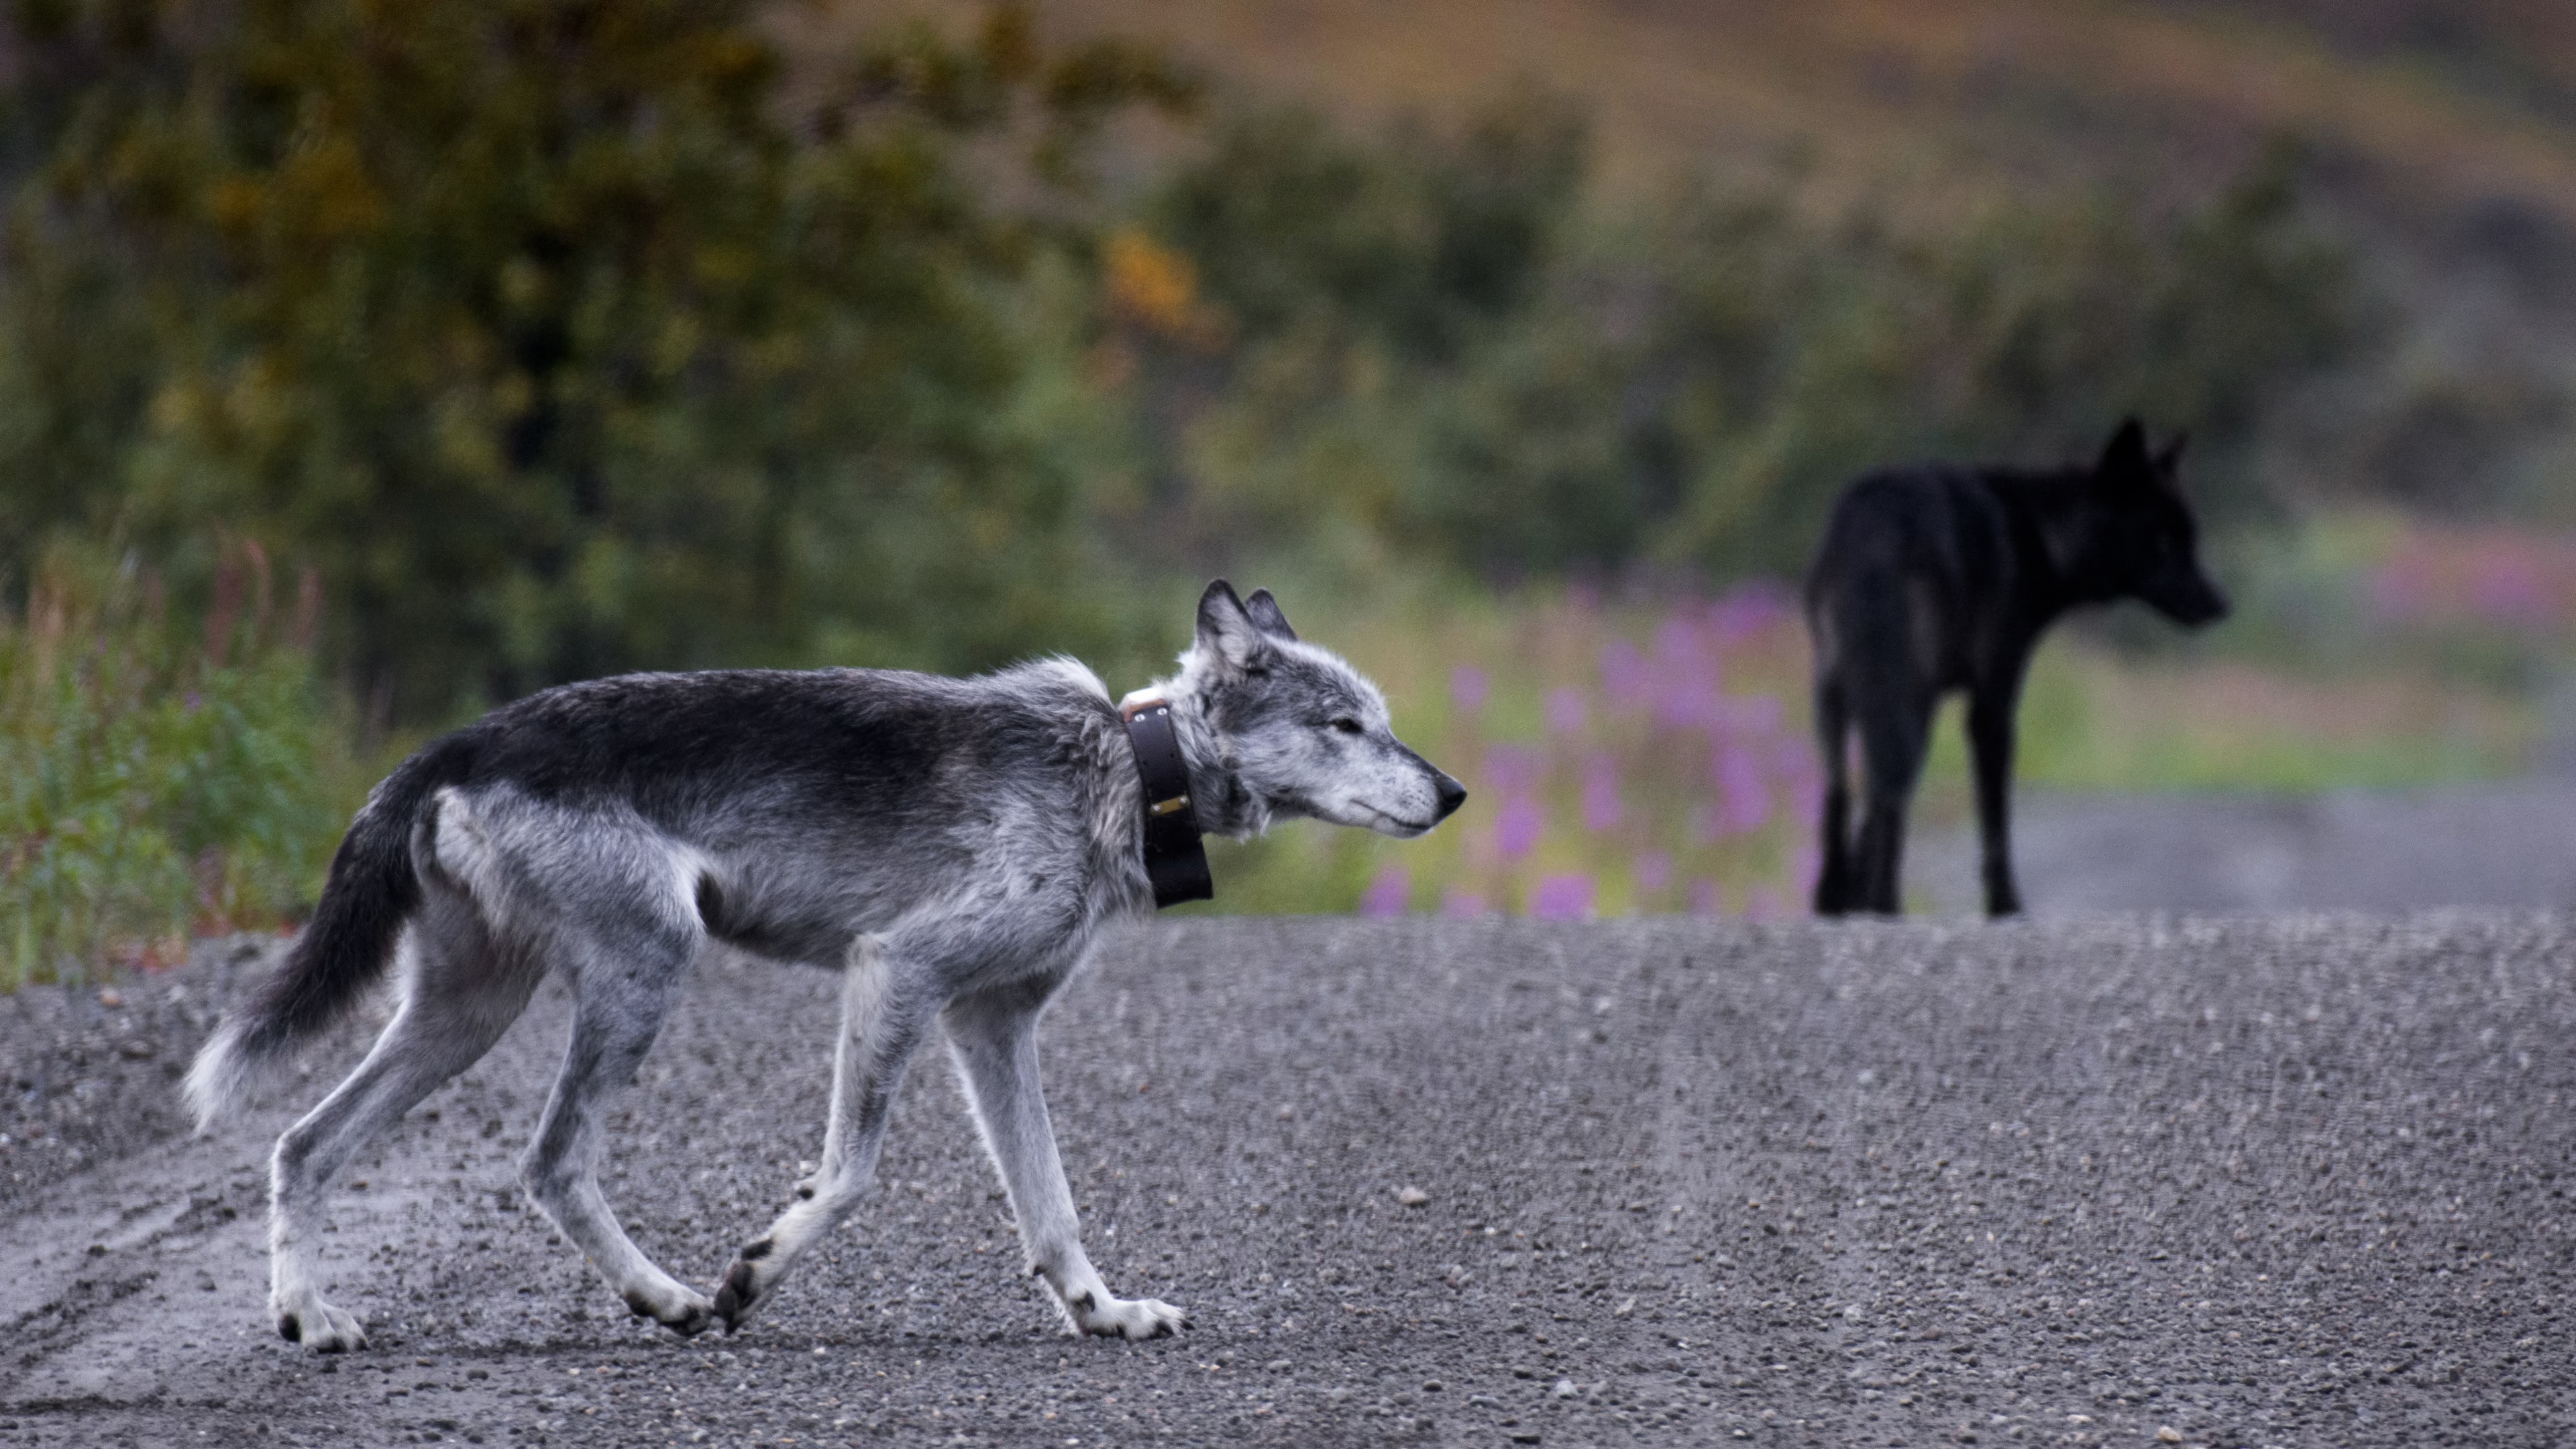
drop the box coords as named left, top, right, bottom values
left=1, top=552, right=379, bottom=989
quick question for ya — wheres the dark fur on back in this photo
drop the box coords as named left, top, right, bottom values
left=1807, top=418, right=2227, bottom=917
left=186, top=663, right=1131, bottom=1121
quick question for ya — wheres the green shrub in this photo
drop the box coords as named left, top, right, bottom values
left=0, top=548, right=364, bottom=989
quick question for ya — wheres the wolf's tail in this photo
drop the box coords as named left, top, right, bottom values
left=183, top=734, right=476, bottom=1132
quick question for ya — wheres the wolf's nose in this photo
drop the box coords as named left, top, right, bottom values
left=1433, top=772, right=1468, bottom=821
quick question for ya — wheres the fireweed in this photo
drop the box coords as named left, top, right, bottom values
left=1209, top=584, right=1821, bottom=919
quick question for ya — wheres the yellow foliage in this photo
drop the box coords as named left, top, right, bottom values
left=1103, top=227, right=1226, bottom=348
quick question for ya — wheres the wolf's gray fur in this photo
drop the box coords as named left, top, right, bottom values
left=184, top=581, right=1464, bottom=1351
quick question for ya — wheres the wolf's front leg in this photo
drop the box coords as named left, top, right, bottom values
left=716, top=938, right=936, bottom=1332
left=943, top=982, right=1186, bottom=1340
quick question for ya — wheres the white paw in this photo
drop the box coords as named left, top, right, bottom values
left=274, top=1292, right=368, bottom=1352
left=624, top=1279, right=717, bottom=1338
left=1064, top=1287, right=1188, bottom=1340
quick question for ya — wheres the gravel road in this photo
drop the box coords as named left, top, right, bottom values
left=3, top=914, right=2572, bottom=1448
left=1912, top=783, right=2576, bottom=915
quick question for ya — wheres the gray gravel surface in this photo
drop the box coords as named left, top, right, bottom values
left=1912, top=784, right=2576, bottom=914
left=3, top=915, right=2573, bottom=1448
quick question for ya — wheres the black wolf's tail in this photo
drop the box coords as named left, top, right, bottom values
left=182, top=734, right=475, bottom=1131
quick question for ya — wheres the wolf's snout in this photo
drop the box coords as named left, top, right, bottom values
left=1432, top=772, right=1468, bottom=822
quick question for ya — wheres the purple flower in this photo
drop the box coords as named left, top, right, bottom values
left=1715, top=744, right=1772, bottom=833
left=1599, top=637, right=1648, bottom=709
left=1359, top=866, right=1410, bottom=917
left=1653, top=612, right=1703, bottom=669
left=1688, top=878, right=1724, bottom=915
left=1580, top=755, right=1622, bottom=833
left=1493, top=796, right=1545, bottom=859
left=1633, top=850, right=1672, bottom=893
left=1529, top=874, right=1595, bottom=920
left=1442, top=888, right=1491, bottom=918
left=1709, top=581, right=1792, bottom=643
left=1483, top=744, right=1544, bottom=797
left=1744, top=885, right=1788, bottom=922
left=1450, top=664, right=1491, bottom=714
left=1656, top=677, right=1723, bottom=733
left=2468, top=547, right=2553, bottom=627
left=1545, top=686, right=1588, bottom=737
left=1723, top=692, right=1784, bottom=739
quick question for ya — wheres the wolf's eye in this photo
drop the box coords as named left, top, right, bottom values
left=1330, top=717, right=1363, bottom=735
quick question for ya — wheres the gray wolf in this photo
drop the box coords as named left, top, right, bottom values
left=184, top=581, right=1465, bottom=1351
left=1807, top=419, right=2228, bottom=917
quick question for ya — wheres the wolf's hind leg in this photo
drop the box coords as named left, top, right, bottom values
left=268, top=884, right=539, bottom=1352
left=1854, top=684, right=1935, bottom=915
left=1968, top=686, right=2024, bottom=917
left=716, top=936, right=938, bottom=1332
left=519, top=914, right=713, bottom=1338
left=1811, top=675, right=1856, bottom=915
left=944, top=977, right=1186, bottom=1340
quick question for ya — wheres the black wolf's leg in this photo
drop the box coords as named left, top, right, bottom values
left=1855, top=688, right=1935, bottom=915
left=1968, top=686, right=2023, bottom=918
left=1812, top=676, right=1856, bottom=915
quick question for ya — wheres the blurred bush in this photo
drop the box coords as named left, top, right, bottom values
left=1132, top=104, right=2357, bottom=587
left=1, top=544, right=363, bottom=988
left=0, top=8, right=2408, bottom=945
left=0, top=0, right=1191, bottom=721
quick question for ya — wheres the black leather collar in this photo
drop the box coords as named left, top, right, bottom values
left=1120, top=698, right=1213, bottom=908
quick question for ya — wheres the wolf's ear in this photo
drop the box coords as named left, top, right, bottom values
left=1242, top=588, right=1299, bottom=642
left=2096, top=417, right=2151, bottom=481
left=1196, top=580, right=1271, bottom=672
left=2155, top=429, right=2190, bottom=474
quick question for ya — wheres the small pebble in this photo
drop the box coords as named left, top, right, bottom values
left=1395, top=1186, right=1430, bottom=1208
left=1552, top=1378, right=1576, bottom=1399
left=2157, top=1430, right=2183, bottom=1444
left=96, top=989, right=123, bottom=1008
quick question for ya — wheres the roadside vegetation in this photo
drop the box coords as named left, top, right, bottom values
left=0, top=2, right=2569, bottom=978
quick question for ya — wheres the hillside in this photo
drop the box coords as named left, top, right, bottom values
left=815, top=0, right=2576, bottom=515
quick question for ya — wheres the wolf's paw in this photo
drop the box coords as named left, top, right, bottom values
left=625, top=1281, right=717, bottom=1338
left=713, top=1254, right=768, bottom=1334
left=273, top=1293, right=368, bottom=1353
left=1064, top=1287, right=1187, bottom=1341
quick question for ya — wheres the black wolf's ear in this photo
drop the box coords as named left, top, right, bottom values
left=1242, top=588, right=1299, bottom=642
left=2155, top=429, right=2190, bottom=474
left=1195, top=580, right=1270, bottom=672
left=2096, top=417, right=2150, bottom=480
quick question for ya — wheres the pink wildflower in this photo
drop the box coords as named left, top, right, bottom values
left=1529, top=874, right=1595, bottom=920
left=1359, top=866, right=1410, bottom=917
left=1493, top=796, right=1544, bottom=859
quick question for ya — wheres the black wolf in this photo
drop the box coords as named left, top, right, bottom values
left=1807, top=419, right=2229, bottom=917
left=187, top=581, right=1464, bottom=1350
